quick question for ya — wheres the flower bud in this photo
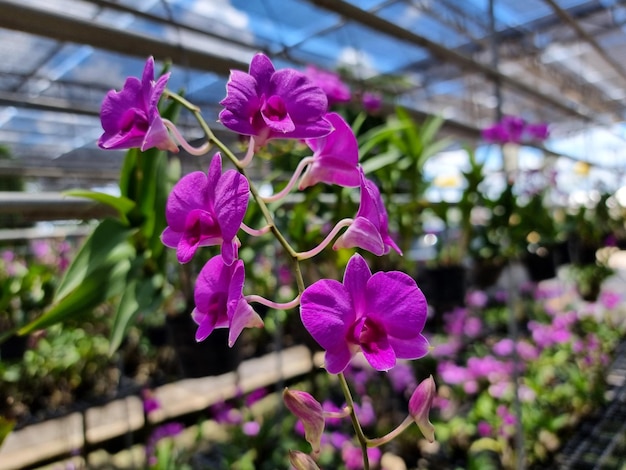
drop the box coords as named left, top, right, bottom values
left=283, top=388, right=325, bottom=455
left=408, top=375, right=436, bottom=443
left=288, top=450, right=321, bottom=470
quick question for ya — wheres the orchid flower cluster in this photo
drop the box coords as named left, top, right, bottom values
left=481, top=115, right=549, bottom=145
left=98, top=53, right=435, bottom=469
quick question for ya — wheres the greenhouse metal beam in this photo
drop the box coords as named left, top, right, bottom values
left=0, top=91, right=99, bottom=117
left=0, top=0, right=250, bottom=77
left=309, top=0, right=600, bottom=123
left=542, top=0, right=626, bottom=85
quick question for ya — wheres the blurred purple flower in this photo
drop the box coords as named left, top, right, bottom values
left=493, top=338, right=515, bottom=356
left=300, top=253, right=429, bottom=373
left=518, top=339, right=539, bottom=361
left=341, top=442, right=381, bottom=470
left=1, top=250, right=14, bottom=264
left=477, top=421, right=492, bottom=437
left=219, top=53, right=332, bottom=147
left=162, top=153, right=249, bottom=265
left=192, top=255, right=263, bottom=347
left=304, top=65, right=351, bottom=106
left=431, top=338, right=462, bottom=358
left=437, top=361, right=470, bottom=385
left=481, top=115, right=548, bottom=144
left=299, top=112, right=360, bottom=189
left=600, top=291, right=621, bottom=309
left=145, top=422, right=184, bottom=465
left=322, top=400, right=344, bottom=427
left=141, top=389, right=160, bottom=415
left=388, top=362, right=417, bottom=394
left=245, top=387, right=267, bottom=407
left=463, top=317, right=482, bottom=338
left=99, top=56, right=177, bottom=152
left=210, top=400, right=243, bottom=425
left=242, top=421, right=261, bottom=436
left=354, top=398, right=376, bottom=427
left=525, top=122, right=549, bottom=141
left=466, top=290, right=488, bottom=309
left=333, top=170, right=402, bottom=256
left=362, top=91, right=382, bottom=112
left=31, top=240, right=51, bottom=262
left=328, top=431, right=350, bottom=449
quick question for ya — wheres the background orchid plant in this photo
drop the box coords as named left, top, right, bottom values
left=90, top=52, right=435, bottom=468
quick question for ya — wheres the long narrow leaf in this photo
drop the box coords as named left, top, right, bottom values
left=64, top=189, right=135, bottom=222
left=54, top=219, right=136, bottom=302
left=19, top=259, right=131, bottom=335
left=108, top=274, right=164, bottom=355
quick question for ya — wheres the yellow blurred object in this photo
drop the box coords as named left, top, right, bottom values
left=573, top=161, right=591, bottom=176
left=433, top=174, right=462, bottom=188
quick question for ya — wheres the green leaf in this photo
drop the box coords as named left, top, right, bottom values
left=18, top=259, right=131, bottom=335
left=64, top=189, right=136, bottom=222
left=119, top=147, right=138, bottom=201
left=108, top=274, right=163, bottom=355
left=420, top=114, right=445, bottom=149
left=358, top=120, right=410, bottom=157
left=0, top=417, right=15, bottom=448
left=361, top=149, right=401, bottom=174
left=53, top=218, right=136, bottom=302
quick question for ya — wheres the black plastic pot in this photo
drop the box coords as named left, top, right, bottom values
left=166, top=313, right=241, bottom=378
left=524, top=250, right=556, bottom=282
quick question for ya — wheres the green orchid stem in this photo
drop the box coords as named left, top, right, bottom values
left=166, top=88, right=306, bottom=293
left=164, top=90, right=239, bottom=164
left=338, top=372, right=370, bottom=470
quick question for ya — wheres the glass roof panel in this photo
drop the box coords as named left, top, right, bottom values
left=376, top=2, right=474, bottom=48
left=0, top=0, right=624, bottom=183
left=293, top=21, right=430, bottom=77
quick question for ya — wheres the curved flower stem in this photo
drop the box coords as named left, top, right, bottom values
left=164, top=90, right=240, bottom=165
left=261, top=157, right=314, bottom=203
left=240, top=222, right=272, bottom=237
left=163, top=119, right=211, bottom=156
left=338, top=372, right=370, bottom=470
left=323, top=406, right=351, bottom=421
left=238, top=136, right=256, bottom=168
left=296, top=219, right=353, bottom=261
left=245, top=294, right=300, bottom=311
left=367, top=416, right=413, bottom=448
left=165, top=88, right=307, bottom=294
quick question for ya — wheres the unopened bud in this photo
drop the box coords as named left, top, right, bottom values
left=408, top=375, right=436, bottom=443
left=288, top=450, right=321, bottom=470
left=283, top=388, right=325, bottom=455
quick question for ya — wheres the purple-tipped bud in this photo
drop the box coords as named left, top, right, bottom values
left=408, top=375, right=436, bottom=443
left=288, top=450, right=321, bottom=470
left=283, top=389, right=325, bottom=455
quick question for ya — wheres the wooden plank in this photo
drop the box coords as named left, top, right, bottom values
left=0, top=346, right=314, bottom=469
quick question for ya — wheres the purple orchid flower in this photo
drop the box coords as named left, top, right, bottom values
left=500, top=115, right=526, bottom=143
left=192, top=255, right=263, bottom=347
left=333, top=169, right=401, bottom=256
left=219, top=53, right=333, bottom=147
left=362, top=91, right=382, bottom=113
left=299, top=112, right=360, bottom=189
left=525, top=122, right=549, bottom=141
left=481, top=123, right=509, bottom=144
left=98, top=56, right=177, bottom=152
left=161, top=153, right=249, bottom=265
left=304, top=65, right=351, bottom=106
left=300, top=253, right=429, bottom=373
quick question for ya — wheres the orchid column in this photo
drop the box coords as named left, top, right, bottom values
left=97, top=52, right=436, bottom=469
